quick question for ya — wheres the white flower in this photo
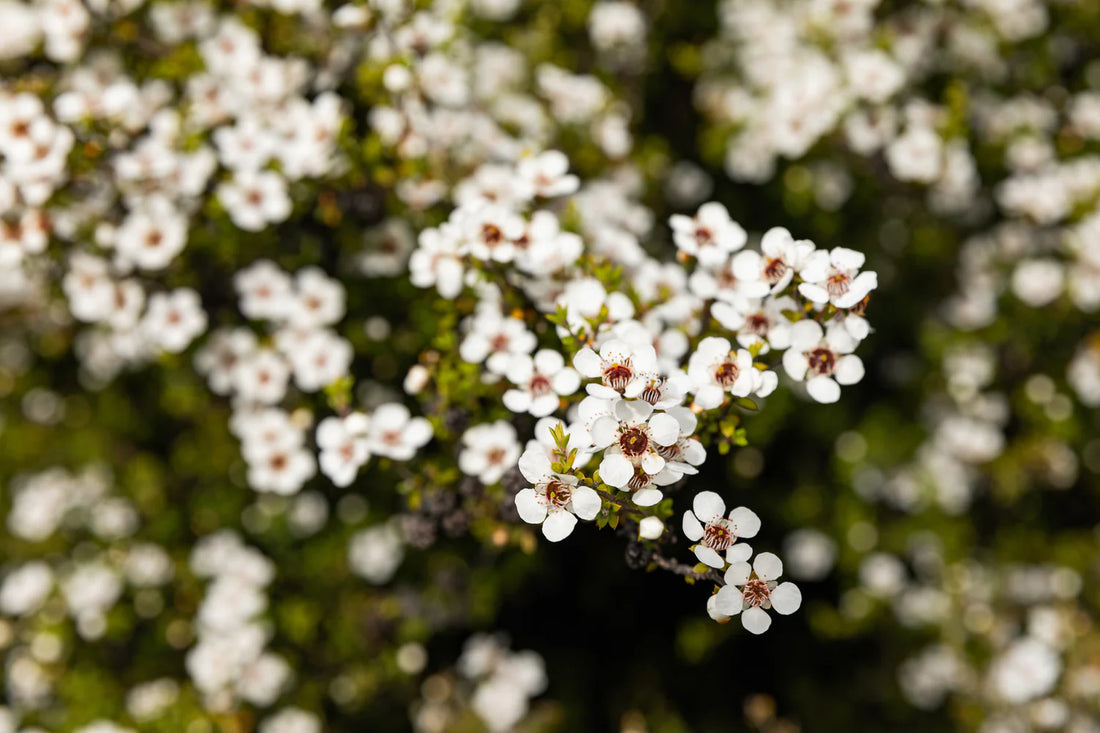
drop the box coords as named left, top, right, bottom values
left=886, top=126, right=944, bottom=183
left=409, top=224, right=465, bottom=298
left=988, top=637, right=1061, bottom=704
left=573, top=339, right=657, bottom=399
left=317, top=413, right=370, bottom=487
left=713, top=552, right=802, bottom=634
left=688, top=336, right=774, bottom=408
left=681, top=492, right=759, bottom=568
left=798, top=247, right=878, bottom=309
left=235, top=260, right=293, bottom=322
left=638, top=516, right=664, bottom=539
left=289, top=267, right=345, bottom=328
left=513, top=447, right=601, bottom=541
left=233, top=349, right=290, bottom=405
left=460, top=311, right=537, bottom=374
left=669, top=202, right=747, bottom=266
left=218, top=170, right=291, bottom=232
left=460, top=203, right=525, bottom=263
left=115, top=201, right=188, bottom=271
left=590, top=399, right=681, bottom=505
left=348, top=522, right=404, bottom=584
left=517, top=150, right=579, bottom=198
left=731, top=227, right=815, bottom=293
left=142, top=289, right=207, bottom=353
left=503, top=350, right=581, bottom=417
left=782, top=321, right=864, bottom=404
left=459, top=421, right=521, bottom=485
left=367, top=403, right=432, bottom=461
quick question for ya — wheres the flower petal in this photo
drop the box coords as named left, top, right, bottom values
left=515, top=489, right=547, bottom=525
left=724, top=561, right=751, bottom=586
left=713, top=586, right=743, bottom=616
left=599, top=452, right=633, bottom=488
left=692, top=491, right=726, bottom=523
left=518, top=447, right=552, bottom=484
left=682, top=511, right=704, bottom=541
left=570, top=486, right=602, bottom=520
left=741, top=606, right=772, bottom=634
left=806, top=376, right=841, bottom=404
left=542, top=511, right=578, bottom=542
left=632, top=488, right=663, bottom=506
left=770, top=582, right=802, bottom=615
left=753, top=552, right=783, bottom=581
left=728, top=506, right=761, bottom=538
left=695, top=545, right=725, bottom=569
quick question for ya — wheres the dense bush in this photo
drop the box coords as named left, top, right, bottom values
left=1, top=0, right=1099, bottom=731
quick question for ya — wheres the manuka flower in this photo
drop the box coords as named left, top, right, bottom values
left=713, top=552, right=802, bottom=634
left=682, top=492, right=759, bottom=569
left=514, top=447, right=601, bottom=541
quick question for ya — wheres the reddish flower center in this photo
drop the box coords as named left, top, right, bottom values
left=488, top=334, right=510, bottom=353
left=694, top=226, right=714, bottom=247
left=627, top=464, right=653, bottom=491
left=639, top=378, right=664, bottom=405
left=619, top=427, right=649, bottom=457
left=742, top=578, right=771, bottom=607
left=807, top=347, right=836, bottom=377
left=703, top=521, right=734, bottom=551
left=487, top=447, right=507, bottom=465
left=826, top=271, right=851, bottom=298
left=529, top=374, right=552, bottom=397
left=714, top=359, right=739, bottom=387
left=745, top=313, right=770, bottom=336
left=763, top=257, right=787, bottom=284
left=603, top=361, right=634, bottom=391
left=543, top=480, right=572, bottom=508
left=480, top=223, right=504, bottom=246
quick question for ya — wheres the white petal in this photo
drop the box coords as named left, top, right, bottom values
left=573, top=347, right=602, bottom=377
left=741, top=606, right=772, bottom=634
left=640, top=451, right=665, bottom=474
left=724, top=561, right=751, bottom=586
left=713, top=586, right=743, bottom=616
left=782, top=350, right=808, bottom=381
left=639, top=516, right=664, bottom=539
left=770, top=582, right=802, bottom=615
left=542, top=510, right=578, bottom=542
left=518, top=447, right=552, bottom=483
left=692, top=491, right=726, bottom=523
left=589, top=416, right=620, bottom=448
left=806, top=376, right=841, bottom=404
left=533, top=349, right=564, bottom=375
left=503, top=389, right=532, bottom=414
left=788, top=319, right=824, bottom=349
left=682, top=511, right=704, bottom=541
left=728, top=506, right=761, bottom=538
left=515, top=489, right=547, bottom=524
left=798, top=283, right=830, bottom=304
left=642, top=411, right=677, bottom=444
left=726, top=543, right=753, bottom=564
left=834, top=356, right=865, bottom=386
left=632, top=488, right=663, bottom=506
left=551, top=368, right=581, bottom=395
left=695, top=546, right=725, bottom=569
left=706, top=594, right=730, bottom=621
left=693, top=384, right=724, bottom=410
left=599, top=453, right=633, bottom=488
left=753, top=552, right=783, bottom=581
left=570, top=486, right=602, bottom=520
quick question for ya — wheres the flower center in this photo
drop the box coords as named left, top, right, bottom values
left=763, top=257, right=787, bottom=284
left=529, top=373, right=552, bottom=397
left=714, top=359, right=739, bottom=387
left=639, top=378, right=664, bottom=405
left=742, top=578, right=771, bottom=607
left=487, top=447, right=507, bottom=465
left=826, top=271, right=851, bottom=298
left=745, top=313, right=770, bottom=336
left=703, top=521, right=734, bottom=551
left=627, top=464, right=653, bottom=491
left=694, top=226, right=714, bottom=247
left=481, top=223, right=504, bottom=246
left=603, top=361, right=634, bottom=391
left=807, top=347, right=836, bottom=377
left=488, top=334, right=510, bottom=353
left=542, top=479, right=572, bottom=508
left=618, top=427, right=649, bottom=457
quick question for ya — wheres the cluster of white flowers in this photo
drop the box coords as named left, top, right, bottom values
left=186, top=531, right=291, bottom=713
left=412, top=633, right=548, bottom=733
